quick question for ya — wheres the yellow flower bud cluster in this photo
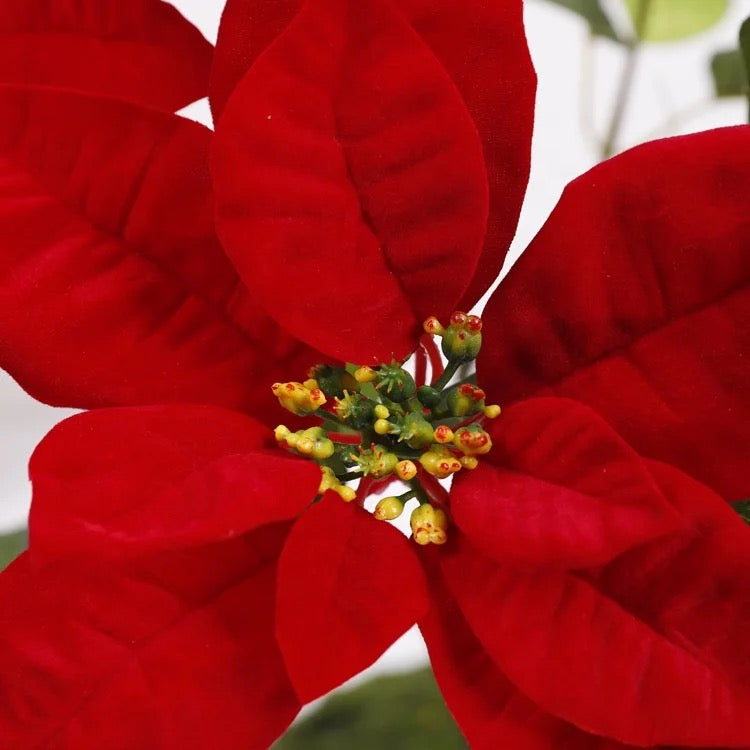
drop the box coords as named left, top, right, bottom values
left=410, top=504, right=448, bottom=546
left=418, top=445, right=463, bottom=479
left=452, top=425, right=492, bottom=457
left=271, top=379, right=326, bottom=416
left=275, top=425, right=335, bottom=460
left=268, top=311, right=503, bottom=548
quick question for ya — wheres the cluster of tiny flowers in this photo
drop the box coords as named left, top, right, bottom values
left=271, top=312, right=500, bottom=545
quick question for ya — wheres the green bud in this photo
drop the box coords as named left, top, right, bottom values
left=440, top=312, right=483, bottom=362
left=309, top=364, right=359, bottom=398
left=335, top=391, right=374, bottom=429
left=351, top=444, right=399, bottom=478
left=417, top=385, right=441, bottom=408
left=375, top=361, right=416, bottom=403
left=401, top=413, right=435, bottom=449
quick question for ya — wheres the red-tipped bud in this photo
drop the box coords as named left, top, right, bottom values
left=466, top=315, right=482, bottom=332
left=395, top=460, right=418, bottom=481
left=410, top=504, right=448, bottom=546
left=450, top=310, right=468, bottom=326
left=374, top=496, right=405, bottom=521
left=423, top=316, right=444, bottom=336
left=433, top=425, right=455, bottom=444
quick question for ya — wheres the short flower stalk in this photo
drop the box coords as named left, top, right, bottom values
left=272, top=312, right=500, bottom=544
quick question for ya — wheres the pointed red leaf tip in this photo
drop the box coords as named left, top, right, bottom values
left=480, top=126, right=750, bottom=500
left=0, top=527, right=300, bottom=750
left=419, top=550, right=626, bottom=750
left=0, top=0, right=212, bottom=110
left=451, top=398, right=680, bottom=568
left=211, top=0, right=534, bottom=307
left=442, top=462, right=750, bottom=747
left=0, top=87, right=320, bottom=419
left=276, top=493, right=429, bottom=702
left=212, top=0, right=490, bottom=363
left=28, top=404, right=320, bottom=563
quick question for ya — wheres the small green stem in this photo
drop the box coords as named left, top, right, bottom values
left=431, top=359, right=462, bottom=391
left=316, top=409, right=352, bottom=429
left=408, top=477, right=430, bottom=505
left=406, top=396, right=423, bottom=413
left=601, top=0, right=652, bottom=159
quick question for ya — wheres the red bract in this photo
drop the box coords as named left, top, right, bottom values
left=0, top=1, right=748, bottom=749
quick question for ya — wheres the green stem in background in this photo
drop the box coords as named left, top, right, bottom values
left=601, top=0, right=653, bottom=159
left=431, top=359, right=461, bottom=392
left=407, top=478, right=430, bottom=505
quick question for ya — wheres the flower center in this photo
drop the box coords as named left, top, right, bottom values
left=271, top=312, right=500, bottom=545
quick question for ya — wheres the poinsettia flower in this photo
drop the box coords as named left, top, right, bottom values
left=0, top=1, right=749, bottom=749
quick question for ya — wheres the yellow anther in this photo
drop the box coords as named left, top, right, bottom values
left=459, top=456, right=479, bottom=470
left=373, top=404, right=390, bottom=419
left=276, top=425, right=334, bottom=459
left=395, top=460, right=417, bottom=481
left=374, top=496, right=405, bottom=521
left=453, top=426, right=492, bottom=456
left=410, top=504, right=448, bottom=546
left=271, top=381, right=327, bottom=416
left=318, top=466, right=357, bottom=502
left=354, top=366, right=378, bottom=383
left=433, top=425, right=454, bottom=444
left=419, top=447, right=462, bottom=479
left=423, top=316, right=445, bottom=336
left=483, top=404, right=502, bottom=419
left=374, top=418, right=392, bottom=435
left=303, top=378, right=320, bottom=390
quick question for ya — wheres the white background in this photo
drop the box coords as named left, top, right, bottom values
left=1, top=0, right=748, bottom=690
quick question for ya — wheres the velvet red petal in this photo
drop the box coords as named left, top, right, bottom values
left=451, top=398, right=679, bottom=568
left=276, top=493, right=429, bottom=702
left=0, top=87, right=319, bottom=418
left=211, top=0, right=534, bottom=304
left=210, top=0, right=300, bottom=120
left=403, top=0, right=535, bottom=309
left=480, top=127, right=750, bottom=499
left=0, top=0, right=212, bottom=111
left=443, top=463, right=750, bottom=746
left=419, top=548, right=626, bottom=750
left=212, top=0, right=489, bottom=362
left=0, top=527, right=299, bottom=750
left=29, top=404, right=319, bottom=562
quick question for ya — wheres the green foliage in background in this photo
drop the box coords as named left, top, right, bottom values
left=710, top=16, right=750, bottom=120
left=0, top=528, right=26, bottom=570
left=540, top=0, right=618, bottom=40
left=541, top=0, right=729, bottom=43
left=625, top=0, right=728, bottom=41
left=711, top=49, right=747, bottom=96
left=274, top=668, right=467, bottom=750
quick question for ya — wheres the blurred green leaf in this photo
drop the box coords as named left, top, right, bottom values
left=539, top=0, right=619, bottom=40
left=711, top=50, right=747, bottom=97
left=626, top=0, right=728, bottom=42
left=0, top=528, right=26, bottom=570
left=741, top=17, right=750, bottom=94
left=274, top=668, right=467, bottom=750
